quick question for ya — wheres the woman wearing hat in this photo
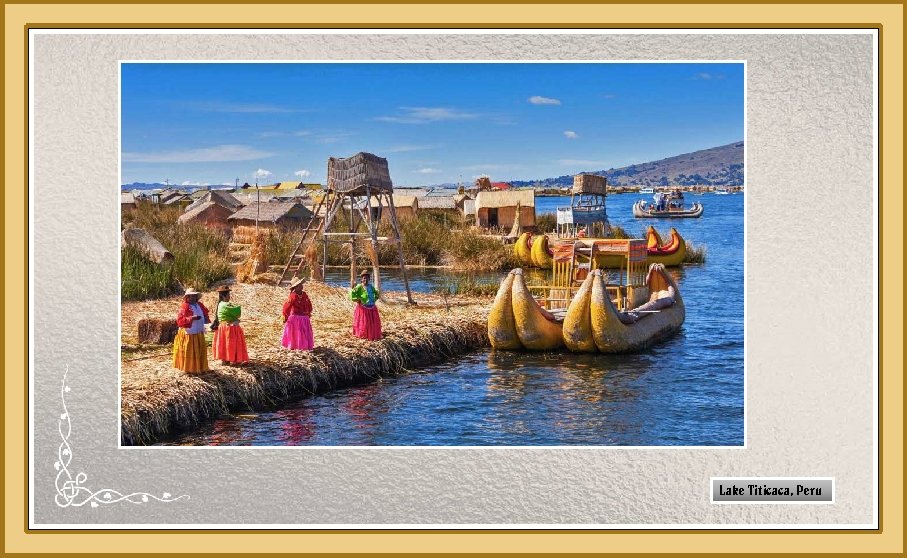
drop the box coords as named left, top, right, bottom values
left=211, top=285, right=249, bottom=364
left=172, top=287, right=211, bottom=373
left=350, top=270, right=381, bottom=340
left=281, top=277, right=314, bottom=350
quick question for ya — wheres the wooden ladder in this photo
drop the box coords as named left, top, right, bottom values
left=276, top=194, right=327, bottom=287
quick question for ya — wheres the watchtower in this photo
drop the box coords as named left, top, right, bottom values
left=556, top=174, right=609, bottom=238
left=277, top=152, right=413, bottom=304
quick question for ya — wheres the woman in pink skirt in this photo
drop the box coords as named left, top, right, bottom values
left=350, top=270, right=382, bottom=340
left=281, top=277, right=315, bottom=350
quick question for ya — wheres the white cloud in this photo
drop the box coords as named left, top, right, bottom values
left=374, top=107, right=478, bottom=124
left=691, top=72, right=724, bottom=81
left=416, top=167, right=441, bottom=174
left=181, top=181, right=201, bottom=186
left=254, top=169, right=273, bottom=179
left=563, top=130, right=579, bottom=139
left=294, top=169, right=312, bottom=178
left=123, top=144, right=274, bottom=163
left=529, top=95, right=561, bottom=105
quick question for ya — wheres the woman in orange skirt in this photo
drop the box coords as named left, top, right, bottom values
left=211, top=285, right=249, bottom=364
left=172, top=287, right=211, bottom=373
left=350, top=270, right=382, bottom=340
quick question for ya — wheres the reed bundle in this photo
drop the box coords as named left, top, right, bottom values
left=120, top=282, right=490, bottom=445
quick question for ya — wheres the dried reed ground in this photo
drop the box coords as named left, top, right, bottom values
left=120, top=281, right=491, bottom=445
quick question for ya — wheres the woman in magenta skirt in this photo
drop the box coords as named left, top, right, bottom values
left=281, top=277, right=315, bottom=350
left=350, top=270, right=381, bottom=340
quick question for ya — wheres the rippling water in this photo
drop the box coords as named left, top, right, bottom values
left=163, top=192, right=744, bottom=446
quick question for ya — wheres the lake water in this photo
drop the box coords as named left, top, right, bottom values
left=163, top=192, right=744, bottom=446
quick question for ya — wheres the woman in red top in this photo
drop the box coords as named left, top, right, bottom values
left=281, top=277, right=314, bottom=350
left=172, top=287, right=211, bottom=373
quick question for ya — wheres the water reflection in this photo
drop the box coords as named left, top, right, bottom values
left=159, top=194, right=744, bottom=446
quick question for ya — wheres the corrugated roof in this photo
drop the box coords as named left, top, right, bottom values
left=228, top=201, right=313, bottom=222
left=475, top=189, right=535, bottom=210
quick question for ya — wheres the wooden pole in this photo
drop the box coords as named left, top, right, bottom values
left=385, top=191, right=414, bottom=304
left=349, top=195, right=357, bottom=288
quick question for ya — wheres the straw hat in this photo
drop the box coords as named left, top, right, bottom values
left=288, top=277, right=306, bottom=289
left=215, top=285, right=231, bottom=293
left=359, top=270, right=371, bottom=278
left=184, top=287, right=200, bottom=296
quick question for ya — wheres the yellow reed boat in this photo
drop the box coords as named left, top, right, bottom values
left=489, top=238, right=684, bottom=353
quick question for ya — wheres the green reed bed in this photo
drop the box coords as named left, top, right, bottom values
left=122, top=204, right=233, bottom=300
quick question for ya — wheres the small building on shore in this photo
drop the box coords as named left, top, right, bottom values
left=178, top=201, right=234, bottom=229
left=121, top=192, right=137, bottom=211
left=391, top=194, right=419, bottom=219
left=475, top=189, right=535, bottom=229
left=184, top=189, right=243, bottom=213
left=227, top=201, right=314, bottom=229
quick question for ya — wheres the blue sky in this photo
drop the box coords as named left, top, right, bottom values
left=121, top=62, right=744, bottom=187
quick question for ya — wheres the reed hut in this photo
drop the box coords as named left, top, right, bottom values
left=184, top=189, right=243, bottom=213
left=475, top=189, right=535, bottom=229
left=121, top=192, right=137, bottom=211
left=178, top=201, right=234, bottom=229
left=227, top=201, right=314, bottom=230
left=391, top=194, right=418, bottom=219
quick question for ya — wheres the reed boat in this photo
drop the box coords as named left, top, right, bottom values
left=489, top=238, right=685, bottom=352
left=633, top=200, right=703, bottom=218
left=530, top=234, right=554, bottom=268
left=513, top=232, right=535, bottom=267
left=488, top=269, right=564, bottom=351
left=594, top=226, right=686, bottom=268
left=562, top=266, right=684, bottom=353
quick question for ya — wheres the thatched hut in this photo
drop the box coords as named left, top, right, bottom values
left=178, top=201, right=234, bottom=229
left=475, top=189, right=535, bottom=229
left=228, top=201, right=314, bottom=229
left=121, top=192, right=137, bottom=210
left=184, top=190, right=243, bottom=213
left=391, top=194, right=418, bottom=219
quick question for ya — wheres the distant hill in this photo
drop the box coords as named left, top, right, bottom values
left=510, top=142, right=744, bottom=188
left=121, top=182, right=232, bottom=191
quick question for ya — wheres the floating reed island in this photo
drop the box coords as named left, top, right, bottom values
left=120, top=281, right=489, bottom=445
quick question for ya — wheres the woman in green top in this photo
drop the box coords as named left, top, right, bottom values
left=211, top=285, right=249, bottom=364
left=350, top=270, right=381, bottom=340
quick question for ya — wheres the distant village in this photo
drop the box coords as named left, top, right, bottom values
left=121, top=178, right=740, bottom=233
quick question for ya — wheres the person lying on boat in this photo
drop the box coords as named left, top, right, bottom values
left=350, top=270, right=382, bottom=341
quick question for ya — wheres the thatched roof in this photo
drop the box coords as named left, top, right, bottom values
left=417, top=196, right=457, bottom=210
left=178, top=201, right=233, bottom=224
left=121, top=192, right=136, bottom=205
left=228, top=201, right=313, bottom=223
left=475, top=189, right=535, bottom=210
left=327, top=152, right=393, bottom=194
left=462, top=199, right=476, bottom=216
left=395, top=187, right=429, bottom=198
left=185, top=190, right=243, bottom=213
left=392, top=194, right=418, bottom=209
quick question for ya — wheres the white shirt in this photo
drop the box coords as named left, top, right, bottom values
left=185, top=303, right=206, bottom=335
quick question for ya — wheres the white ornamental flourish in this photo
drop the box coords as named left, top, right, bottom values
left=54, top=367, right=189, bottom=508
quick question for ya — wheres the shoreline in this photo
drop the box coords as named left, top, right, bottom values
left=121, top=282, right=490, bottom=445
